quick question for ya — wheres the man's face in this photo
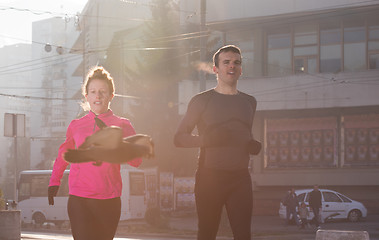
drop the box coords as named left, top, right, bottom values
left=213, top=51, right=242, bottom=86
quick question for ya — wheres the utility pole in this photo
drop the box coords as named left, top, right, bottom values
left=199, top=0, right=207, bottom=92
left=4, top=113, right=25, bottom=201
left=82, top=16, right=86, bottom=80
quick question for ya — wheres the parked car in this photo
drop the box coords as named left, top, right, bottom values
left=279, top=189, right=367, bottom=223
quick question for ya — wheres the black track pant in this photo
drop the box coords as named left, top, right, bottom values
left=67, top=195, right=121, bottom=240
left=195, top=168, right=253, bottom=240
left=311, top=206, right=321, bottom=227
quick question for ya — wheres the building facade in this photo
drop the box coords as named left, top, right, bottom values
left=0, top=0, right=153, bottom=201
left=30, top=17, right=82, bottom=170
left=178, top=0, right=379, bottom=214
left=69, top=0, right=152, bottom=115
left=0, top=44, right=32, bottom=199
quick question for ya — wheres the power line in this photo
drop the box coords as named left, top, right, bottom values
left=0, top=55, right=83, bottom=76
left=0, top=1, right=377, bottom=95
left=1, top=3, right=377, bottom=120
left=1, top=2, right=378, bottom=56
left=0, top=54, right=82, bottom=73
left=0, top=92, right=79, bottom=100
left=1, top=0, right=378, bottom=49
left=207, top=1, right=379, bottom=28
left=0, top=52, right=76, bottom=71
left=258, top=96, right=351, bottom=103
left=0, top=5, right=152, bottom=23
left=0, top=6, right=64, bottom=16
left=0, top=91, right=141, bottom=101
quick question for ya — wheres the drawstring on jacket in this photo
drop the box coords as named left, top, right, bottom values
left=92, top=116, right=108, bottom=166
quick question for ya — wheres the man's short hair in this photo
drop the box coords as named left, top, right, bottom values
left=213, top=45, right=242, bottom=68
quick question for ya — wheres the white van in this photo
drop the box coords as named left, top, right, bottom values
left=17, top=166, right=147, bottom=226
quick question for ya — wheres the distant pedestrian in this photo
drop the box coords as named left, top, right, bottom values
left=283, top=188, right=300, bottom=226
left=11, top=200, right=17, bottom=210
left=298, top=202, right=309, bottom=229
left=309, top=185, right=322, bottom=228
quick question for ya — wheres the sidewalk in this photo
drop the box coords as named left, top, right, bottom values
left=168, top=213, right=318, bottom=238
left=21, top=214, right=317, bottom=240
left=167, top=213, right=379, bottom=240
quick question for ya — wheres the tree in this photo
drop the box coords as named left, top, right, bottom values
left=0, top=189, right=5, bottom=210
left=108, top=0, right=197, bottom=176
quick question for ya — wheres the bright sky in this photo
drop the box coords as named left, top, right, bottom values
left=0, top=0, right=88, bottom=48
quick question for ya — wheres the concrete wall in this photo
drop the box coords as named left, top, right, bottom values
left=0, top=210, right=20, bottom=240
left=180, top=0, right=377, bottom=24
left=178, top=70, right=379, bottom=113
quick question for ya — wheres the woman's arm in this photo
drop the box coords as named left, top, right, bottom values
left=49, top=123, right=74, bottom=186
left=121, top=120, right=142, bottom=167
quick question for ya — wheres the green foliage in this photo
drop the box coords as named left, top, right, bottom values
left=136, top=0, right=181, bottom=88
left=0, top=189, right=5, bottom=210
left=105, top=0, right=199, bottom=176
left=122, top=0, right=196, bottom=174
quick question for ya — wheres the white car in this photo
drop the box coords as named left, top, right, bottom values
left=279, top=189, right=367, bottom=222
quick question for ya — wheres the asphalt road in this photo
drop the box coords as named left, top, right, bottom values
left=21, top=232, right=193, bottom=240
left=21, top=214, right=379, bottom=240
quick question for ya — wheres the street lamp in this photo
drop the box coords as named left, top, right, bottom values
left=44, top=43, right=64, bottom=55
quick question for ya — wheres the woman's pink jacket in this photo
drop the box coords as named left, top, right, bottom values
left=49, top=110, right=142, bottom=199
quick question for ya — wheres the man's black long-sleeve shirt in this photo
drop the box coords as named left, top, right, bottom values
left=174, top=89, right=257, bottom=170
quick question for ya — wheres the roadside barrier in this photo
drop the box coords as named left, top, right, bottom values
left=316, top=229, right=369, bottom=240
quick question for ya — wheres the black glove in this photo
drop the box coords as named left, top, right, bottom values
left=202, top=127, right=231, bottom=147
left=48, top=186, right=59, bottom=205
left=248, top=139, right=262, bottom=155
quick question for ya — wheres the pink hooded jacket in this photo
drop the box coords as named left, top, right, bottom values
left=49, top=110, right=142, bottom=199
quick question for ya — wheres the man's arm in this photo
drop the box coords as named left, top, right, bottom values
left=174, top=95, right=207, bottom=148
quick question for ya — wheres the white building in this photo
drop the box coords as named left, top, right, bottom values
left=69, top=0, right=152, bottom=116
left=0, top=43, right=32, bottom=199
left=0, top=0, right=153, bottom=201
left=70, top=0, right=151, bottom=74
left=30, top=17, right=82, bottom=170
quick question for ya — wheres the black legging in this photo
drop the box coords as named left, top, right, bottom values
left=195, top=168, right=253, bottom=240
left=67, top=195, right=121, bottom=240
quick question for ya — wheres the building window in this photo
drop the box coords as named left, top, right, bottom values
left=320, top=22, right=342, bottom=73
left=226, top=31, right=256, bottom=79
left=343, top=19, right=366, bottom=72
left=368, top=17, right=379, bottom=69
left=262, top=12, right=379, bottom=76
left=293, top=24, right=318, bottom=74
left=267, top=29, right=292, bottom=76
left=294, top=56, right=318, bottom=74
left=368, top=25, right=379, bottom=50
left=369, top=53, right=379, bottom=69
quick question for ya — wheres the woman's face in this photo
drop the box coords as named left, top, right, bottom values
left=85, top=78, right=114, bottom=115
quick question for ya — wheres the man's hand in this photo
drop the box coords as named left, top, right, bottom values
left=48, top=186, right=59, bottom=205
left=248, top=139, right=262, bottom=155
